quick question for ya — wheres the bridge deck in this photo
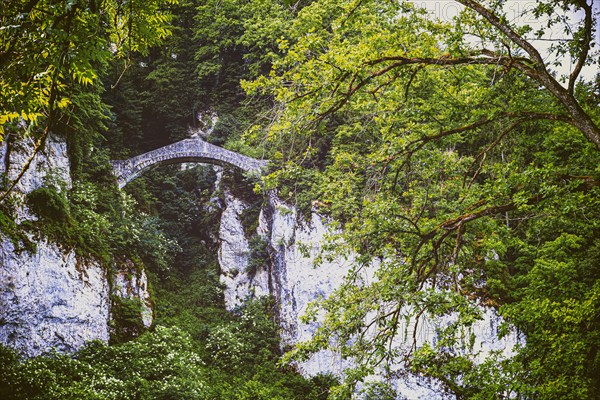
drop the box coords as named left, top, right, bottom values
left=111, top=138, right=267, bottom=188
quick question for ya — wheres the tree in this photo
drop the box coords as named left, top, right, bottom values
left=0, top=0, right=177, bottom=199
left=245, top=0, right=600, bottom=397
left=193, top=0, right=296, bottom=148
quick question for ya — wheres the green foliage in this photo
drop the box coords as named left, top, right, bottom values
left=0, top=0, right=183, bottom=272
left=102, top=0, right=283, bottom=156
left=192, top=0, right=296, bottom=147
left=0, top=327, right=207, bottom=400
left=499, top=236, right=600, bottom=399
left=141, top=164, right=228, bottom=342
left=248, top=234, right=270, bottom=275
left=201, top=298, right=335, bottom=400
left=153, top=267, right=227, bottom=346
left=128, top=165, right=219, bottom=272
left=194, top=0, right=290, bottom=92
left=245, top=0, right=600, bottom=397
left=23, top=174, right=174, bottom=270
left=206, top=298, right=279, bottom=371
left=109, top=296, right=147, bottom=345
left=358, top=382, right=399, bottom=400
left=0, top=203, right=36, bottom=252
left=0, top=0, right=177, bottom=141
left=0, top=308, right=333, bottom=400
left=27, top=187, right=70, bottom=222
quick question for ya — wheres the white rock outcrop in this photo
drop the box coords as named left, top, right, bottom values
left=218, top=192, right=519, bottom=399
left=112, top=263, right=154, bottom=328
left=218, top=190, right=270, bottom=309
left=218, top=194, right=369, bottom=375
left=0, top=135, right=72, bottom=193
left=0, top=136, right=153, bottom=356
left=0, top=239, right=110, bottom=356
left=263, top=199, right=356, bottom=376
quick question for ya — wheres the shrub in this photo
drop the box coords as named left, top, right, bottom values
left=26, top=187, right=70, bottom=222
left=109, top=296, right=147, bottom=344
left=248, top=234, right=270, bottom=275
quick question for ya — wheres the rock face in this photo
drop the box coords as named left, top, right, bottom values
left=0, top=239, right=110, bottom=356
left=218, top=194, right=371, bottom=374
left=0, top=135, right=72, bottom=193
left=218, top=191, right=519, bottom=399
left=0, top=136, right=152, bottom=356
left=218, top=190, right=270, bottom=309
left=262, top=198, right=356, bottom=376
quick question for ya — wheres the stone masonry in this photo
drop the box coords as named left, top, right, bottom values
left=111, top=138, right=267, bottom=188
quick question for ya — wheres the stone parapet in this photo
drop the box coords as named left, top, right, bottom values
left=111, top=139, right=267, bottom=188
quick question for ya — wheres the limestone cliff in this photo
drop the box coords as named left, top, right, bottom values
left=0, top=238, right=110, bottom=356
left=218, top=191, right=519, bottom=399
left=0, top=136, right=152, bottom=356
left=0, top=134, right=516, bottom=399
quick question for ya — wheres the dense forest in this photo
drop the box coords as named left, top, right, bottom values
left=1, top=0, right=599, bottom=399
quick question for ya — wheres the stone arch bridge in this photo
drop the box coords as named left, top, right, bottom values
left=110, top=138, right=267, bottom=188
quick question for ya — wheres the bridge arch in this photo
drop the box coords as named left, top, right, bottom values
left=110, top=138, right=267, bottom=188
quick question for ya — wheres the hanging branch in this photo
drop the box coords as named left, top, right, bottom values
left=0, top=4, right=77, bottom=204
left=568, top=0, right=594, bottom=94
left=456, top=0, right=600, bottom=149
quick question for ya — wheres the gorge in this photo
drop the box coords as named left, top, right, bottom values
left=2, top=0, right=599, bottom=398
left=0, top=135, right=517, bottom=398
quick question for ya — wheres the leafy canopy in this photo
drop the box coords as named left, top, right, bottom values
left=0, top=0, right=177, bottom=140
left=245, top=0, right=600, bottom=397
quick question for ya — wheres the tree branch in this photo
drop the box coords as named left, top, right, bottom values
left=464, top=113, right=573, bottom=188
left=388, top=111, right=572, bottom=183
left=456, top=0, right=547, bottom=70
left=365, top=52, right=600, bottom=148
left=0, top=130, right=49, bottom=204
left=311, top=4, right=600, bottom=149
left=568, top=0, right=593, bottom=94
left=455, top=0, right=600, bottom=149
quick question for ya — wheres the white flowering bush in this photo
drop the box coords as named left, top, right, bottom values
left=0, top=326, right=210, bottom=399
